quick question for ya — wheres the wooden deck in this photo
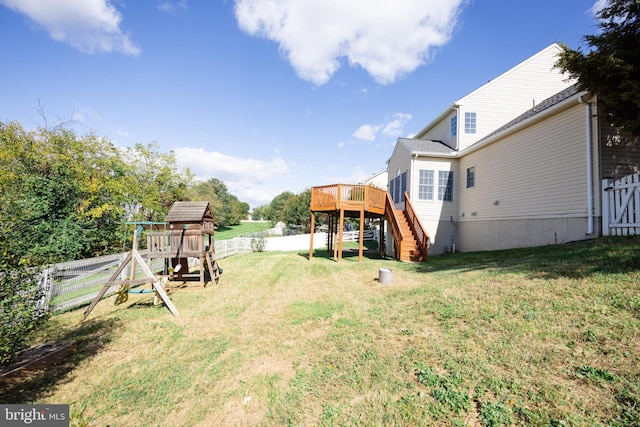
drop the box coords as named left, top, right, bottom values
left=310, top=184, right=386, bottom=216
left=310, top=184, right=429, bottom=262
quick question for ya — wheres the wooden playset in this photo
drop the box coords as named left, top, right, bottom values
left=79, top=201, right=221, bottom=323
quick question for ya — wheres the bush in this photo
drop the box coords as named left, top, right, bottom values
left=0, top=253, right=50, bottom=366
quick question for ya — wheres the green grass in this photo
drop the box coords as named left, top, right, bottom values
left=215, top=221, right=273, bottom=240
left=3, top=236, right=640, bottom=426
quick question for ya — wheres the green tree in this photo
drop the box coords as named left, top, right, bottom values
left=124, top=143, right=190, bottom=222
left=251, top=205, right=269, bottom=221
left=282, top=189, right=313, bottom=233
left=186, top=178, right=249, bottom=227
left=266, top=191, right=295, bottom=223
left=0, top=122, right=133, bottom=263
left=556, top=0, right=640, bottom=135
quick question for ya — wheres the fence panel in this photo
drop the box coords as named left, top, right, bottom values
left=603, top=174, right=640, bottom=236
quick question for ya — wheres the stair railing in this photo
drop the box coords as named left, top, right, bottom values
left=404, top=192, right=430, bottom=260
left=385, top=192, right=405, bottom=260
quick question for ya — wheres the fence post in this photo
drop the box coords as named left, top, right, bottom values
left=602, top=178, right=612, bottom=236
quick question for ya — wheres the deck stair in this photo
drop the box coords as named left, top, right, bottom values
left=309, top=184, right=428, bottom=262
left=395, top=209, right=426, bottom=262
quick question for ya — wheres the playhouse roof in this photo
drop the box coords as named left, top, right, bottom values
left=165, top=201, right=216, bottom=224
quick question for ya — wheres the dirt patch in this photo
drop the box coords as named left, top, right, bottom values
left=1, top=342, right=77, bottom=388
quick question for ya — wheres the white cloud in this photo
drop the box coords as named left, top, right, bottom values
left=352, top=112, right=412, bottom=142
left=325, top=165, right=370, bottom=185
left=175, top=147, right=289, bottom=183
left=234, top=0, right=466, bottom=85
left=175, top=147, right=291, bottom=208
left=590, top=0, right=607, bottom=16
left=381, top=112, right=412, bottom=136
left=352, top=124, right=377, bottom=142
left=0, top=0, right=140, bottom=55
left=158, top=0, right=189, bottom=15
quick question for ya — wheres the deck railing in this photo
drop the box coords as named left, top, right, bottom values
left=404, top=192, right=430, bottom=259
left=311, top=184, right=386, bottom=215
left=147, top=230, right=212, bottom=259
left=385, top=192, right=405, bottom=260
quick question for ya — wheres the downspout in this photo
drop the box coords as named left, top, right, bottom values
left=453, top=104, right=461, bottom=151
left=578, top=95, right=594, bottom=235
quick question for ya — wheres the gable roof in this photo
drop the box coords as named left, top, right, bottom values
left=165, top=201, right=215, bottom=223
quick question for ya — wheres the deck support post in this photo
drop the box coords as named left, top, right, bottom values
left=358, top=209, right=364, bottom=262
left=379, top=218, right=385, bottom=258
left=309, top=211, right=315, bottom=260
left=338, top=208, right=344, bottom=261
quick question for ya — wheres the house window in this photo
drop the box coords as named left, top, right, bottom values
left=418, top=170, right=434, bottom=200
left=465, top=112, right=476, bottom=134
left=389, top=178, right=396, bottom=202
left=438, top=171, right=454, bottom=202
left=389, top=171, right=407, bottom=203
left=466, top=166, right=475, bottom=188
left=450, top=115, right=457, bottom=138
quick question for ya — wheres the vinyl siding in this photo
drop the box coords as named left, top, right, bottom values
left=456, top=102, right=599, bottom=252
left=410, top=157, right=459, bottom=253
left=457, top=45, right=573, bottom=150
left=387, top=143, right=412, bottom=207
left=459, top=103, right=587, bottom=220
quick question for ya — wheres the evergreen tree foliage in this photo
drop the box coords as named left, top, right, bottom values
left=556, top=0, right=640, bottom=135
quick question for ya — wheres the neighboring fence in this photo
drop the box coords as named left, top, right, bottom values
left=602, top=173, right=640, bottom=236
left=41, top=230, right=379, bottom=313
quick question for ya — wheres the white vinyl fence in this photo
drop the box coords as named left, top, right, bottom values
left=39, top=230, right=379, bottom=313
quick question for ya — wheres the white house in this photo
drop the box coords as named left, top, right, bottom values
left=360, top=169, right=388, bottom=190
left=386, top=43, right=640, bottom=256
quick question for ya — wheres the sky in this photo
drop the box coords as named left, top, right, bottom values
left=0, top=0, right=604, bottom=209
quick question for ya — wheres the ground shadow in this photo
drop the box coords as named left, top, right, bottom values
left=410, top=235, right=640, bottom=279
left=302, top=242, right=385, bottom=262
left=0, top=317, right=120, bottom=404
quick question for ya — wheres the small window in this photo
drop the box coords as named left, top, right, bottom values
left=389, top=177, right=396, bottom=202
left=450, top=114, right=457, bottom=138
left=418, top=170, right=434, bottom=200
left=438, top=171, right=454, bottom=202
left=466, top=166, right=475, bottom=188
left=465, top=112, right=476, bottom=134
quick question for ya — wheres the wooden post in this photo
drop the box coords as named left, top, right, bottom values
left=130, top=225, right=139, bottom=282
left=338, top=208, right=344, bottom=261
left=602, top=178, right=612, bottom=236
left=309, top=211, right=315, bottom=260
left=379, top=218, right=385, bottom=258
left=358, top=209, right=364, bottom=262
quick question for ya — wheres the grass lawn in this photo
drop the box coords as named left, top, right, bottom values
left=2, top=236, right=639, bottom=426
left=215, top=222, right=273, bottom=240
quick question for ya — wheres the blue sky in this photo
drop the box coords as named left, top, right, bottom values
left=0, top=0, right=603, bottom=209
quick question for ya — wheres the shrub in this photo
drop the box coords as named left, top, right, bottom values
left=0, top=253, right=50, bottom=366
